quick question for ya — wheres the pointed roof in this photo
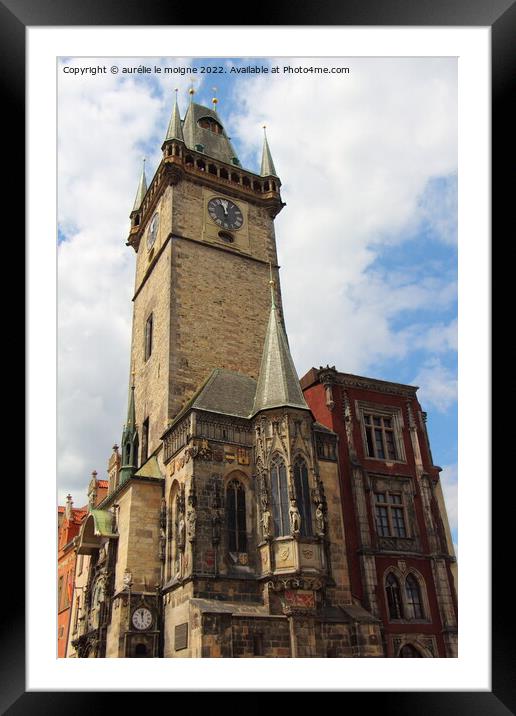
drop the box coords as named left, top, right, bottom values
left=260, top=127, right=277, bottom=177
left=182, top=101, right=239, bottom=164
left=132, top=158, right=147, bottom=212
left=121, top=375, right=137, bottom=448
left=252, top=276, right=308, bottom=415
left=164, top=90, right=183, bottom=142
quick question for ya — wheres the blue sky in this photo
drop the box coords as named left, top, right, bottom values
left=57, top=55, right=457, bottom=547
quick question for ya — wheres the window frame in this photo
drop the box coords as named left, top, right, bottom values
left=226, top=478, right=247, bottom=554
left=384, top=568, right=430, bottom=624
left=293, top=457, right=312, bottom=537
left=374, top=490, right=409, bottom=539
left=270, top=454, right=290, bottom=538
left=357, top=401, right=406, bottom=463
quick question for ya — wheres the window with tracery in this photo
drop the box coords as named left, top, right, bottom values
left=293, top=458, right=312, bottom=537
left=227, top=479, right=247, bottom=552
left=270, top=455, right=289, bottom=537
left=385, top=572, right=404, bottom=619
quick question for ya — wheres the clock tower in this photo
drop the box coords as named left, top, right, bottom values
left=126, top=91, right=286, bottom=462
left=70, top=91, right=384, bottom=659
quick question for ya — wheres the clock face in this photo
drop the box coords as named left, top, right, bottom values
left=132, top=607, right=152, bottom=631
left=208, top=198, right=243, bottom=231
left=147, top=213, right=159, bottom=249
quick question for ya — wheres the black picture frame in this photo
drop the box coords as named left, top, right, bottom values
left=10, top=0, right=512, bottom=710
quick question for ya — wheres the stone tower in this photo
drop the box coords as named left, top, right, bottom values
left=69, top=94, right=384, bottom=659
left=126, top=91, right=286, bottom=459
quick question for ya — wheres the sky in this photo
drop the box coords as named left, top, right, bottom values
left=57, top=56, right=457, bottom=548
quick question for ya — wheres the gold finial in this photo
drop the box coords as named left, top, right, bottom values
left=212, top=87, right=218, bottom=109
left=188, top=84, right=195, bottom=101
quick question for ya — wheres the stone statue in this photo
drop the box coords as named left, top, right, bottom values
left=261, top=508, right=272, bottom=539
left=212, top=512, right=221, bottom=544
left=187, top=506, right=197, bottom=541
left=177, top=512, right=186, bottom=552
left=289, top=499, right=301, bottom=536
left=315, top=503, right=325, bottom=536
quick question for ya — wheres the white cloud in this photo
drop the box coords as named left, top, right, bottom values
left=58, top=57, right=457, bottom=505
left=412, top=358, right=458, bottom=412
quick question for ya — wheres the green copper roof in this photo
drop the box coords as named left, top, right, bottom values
left=182, top=102, right=239, bottom=165
left=252, top=286, right=308, bottom=415
left=132, top=158, right=148, bottom=212
left=164, top=92, right=183, bottom=142
left=260, top=128, right=277, bottom=177
left=89, top=509, right=117, bottom=538
left=134, top=455, right=163, bottom=479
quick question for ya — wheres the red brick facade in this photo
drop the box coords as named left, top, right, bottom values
left=301, top=366, right=458, bottom=658
left=57, top=479, right=108, bottom=657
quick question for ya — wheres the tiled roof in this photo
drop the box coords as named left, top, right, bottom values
left=191, top=368, right=257, bottom=419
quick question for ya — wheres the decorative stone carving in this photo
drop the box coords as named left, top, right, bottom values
left=318, top=365, right=337, bottom=411
left=211, top=512, right=222, bottom=545
left=176, top=489, right=186, bottom=552
left=315, top=503, right=325, bottom=537
left=186, top=477, right=197, bottom=542
left=289, top=499, right=301, bottom=537
left=187, top=506, right=197, bottom=542
left=261, top=508, right=272, bottom=540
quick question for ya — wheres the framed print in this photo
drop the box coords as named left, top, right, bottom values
left=10, top=0, right=513, bottom=710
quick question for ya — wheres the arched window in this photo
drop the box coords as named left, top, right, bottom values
left=399, top=643, right=422, bottom=657
left=385, top=573, right=404, bottom=620
left=405, top=574, right=424, bottom=619
left=293, top=458, right=312, bottom=536
left=226, top=479, right=247, bottom=552
left=270, top=455, right=289, bottom=536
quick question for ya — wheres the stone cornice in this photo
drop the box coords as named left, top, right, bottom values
left=301, top=367, right=418, bottom=398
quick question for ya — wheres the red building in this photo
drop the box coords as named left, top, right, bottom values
left=57, top=474, right=108, bottom=657
left=301, top=366, right=457, bottom=658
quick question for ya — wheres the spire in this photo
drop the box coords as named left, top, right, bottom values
left=119, top=370, right=139, bottom=484
left=164, top=89, right=183, bottom=142
left=132, top=158, right=147, bottom=212
left=252, top=269, right=308, bottom=415
left=260, top=126, right=277, bottom=177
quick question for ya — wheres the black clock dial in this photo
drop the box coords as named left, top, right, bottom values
left=147, top=212, right=159, bottom=249
left=208, top=198, right=244, bottom=231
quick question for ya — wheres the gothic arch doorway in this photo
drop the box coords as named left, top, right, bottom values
left=134, top=643, right=148, bottom=658
left=399, top=643, right=422, bottom=657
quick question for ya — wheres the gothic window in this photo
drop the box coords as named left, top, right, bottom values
left=226, top=479, right=247, bottom=553
left=293, top=458, right=312, bottom=537
left=144, top=313, right=153, bottom=361
left=374, top=492, right=407, bottom=538
left=270, top=455, right=289, bottom=537
left=405, top=574, right=424, bottom=619
left=141, top=418, right=149, bottom=464
left=385, top=573, right=404, bottom=620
